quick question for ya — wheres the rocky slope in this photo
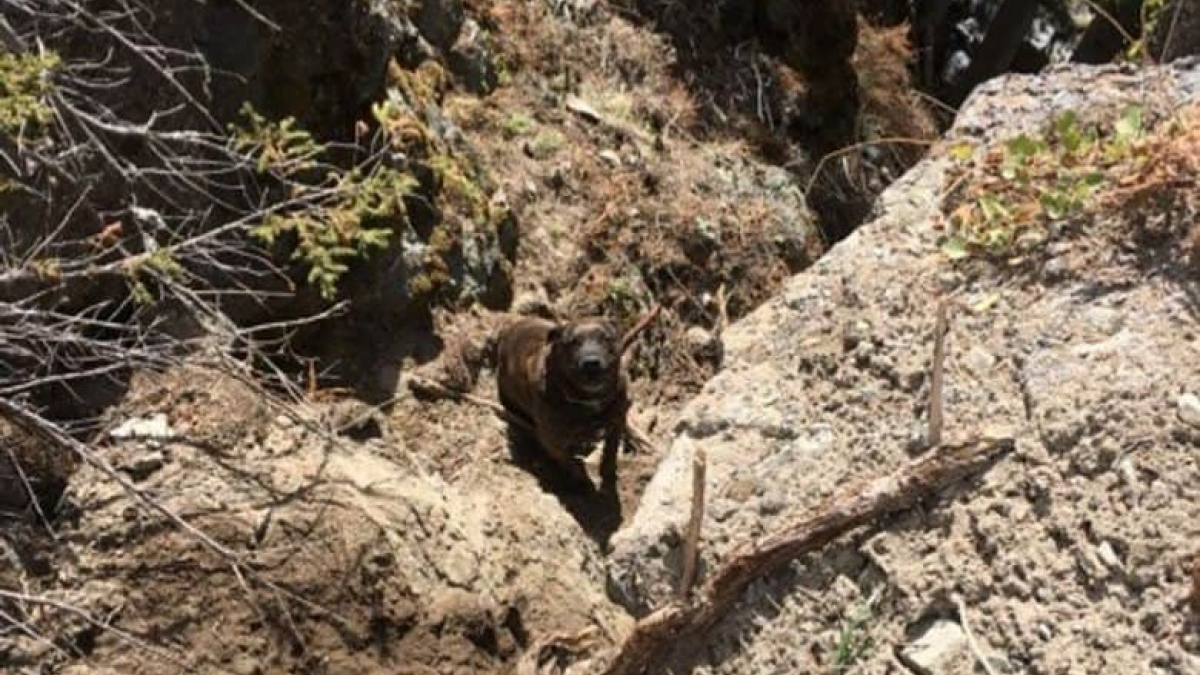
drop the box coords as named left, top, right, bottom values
left=3, top=2, right=1199, bottom=675
left=609, top=58, right=1199, bottom=674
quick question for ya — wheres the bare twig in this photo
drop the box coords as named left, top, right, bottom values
left=678, top=448, right=707, bottom=599
left=621, top=302, right=663, bottom=355
left=1077, top=0, right=1139, bottom=48
left=0, top=398, right=242, bottom=561
left=598, top=434, right=1015, bottom=675
left=407, top=374, right=536, bottom=432
left=0, top=588, right=194, bottom=670
left=928, top=300, right=950, bottom=448
left=802, top=137, right=937, bottom=196
left=952, top=593, right=1001, bottom=675
left=714, top=283, right=729, bottom=336
left=2, top=444, right=58, bottom=538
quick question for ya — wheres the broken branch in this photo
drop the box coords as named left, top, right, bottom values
left=678, top=448, right=707, bottom=599
left=597, top=434, right=1014, bottom=675
left=621, top=303, right=663, bottom=355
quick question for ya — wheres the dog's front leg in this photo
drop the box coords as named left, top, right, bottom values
left=541, top=433, right=593, bottom=491
left=600, top=421, right=623, bottom=488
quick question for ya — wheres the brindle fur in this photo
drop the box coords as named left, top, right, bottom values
left=496, top=316, right=629, bottom=488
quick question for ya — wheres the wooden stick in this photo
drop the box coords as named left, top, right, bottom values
left=598, top=434, right=1014, bottom=675
left=621, top=303, right=663, bottom=355
left=928, top=301, right=950, bottom=448
left=678, top=448, right=708, bottom=599
left=714, top=283, right=729, bottom=336
left=408, top=374, right=537, bottom=433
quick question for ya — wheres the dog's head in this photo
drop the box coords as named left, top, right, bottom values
left=547, top=318, right=621, bottom=397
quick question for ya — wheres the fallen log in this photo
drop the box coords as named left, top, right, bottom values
left=596, top=433, right=1015, bottom=675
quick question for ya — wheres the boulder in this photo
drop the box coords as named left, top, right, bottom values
left=608, top=59, right=1200, bottom=673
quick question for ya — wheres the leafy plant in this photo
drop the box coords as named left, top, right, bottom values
left=371, top=87, right=430, bottom=149
left=232, top=105, right=416, bottom=300
left=428, top=153, right=489, bottom=224
left=0, top=52, right=59, bottom=135
left=942, top=105, right=1152, bottom=261
left=125, top=247, right=186, bottom=307
left=252, top=166, right=414, bottom=300
left=529, top=131, right=565, bottom=158
left=501, top=112, right=534, bottom=138
left=229, top=104, right=323, bottom=176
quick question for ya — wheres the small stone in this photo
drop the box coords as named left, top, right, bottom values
left=841, top=320, right=870, bottom=351
left=684, top=326, right=722, bottom=364
left=1177, top=393, right=1200, bottom=428
left=899, top=619, right=968, bottom=675
left=1043, top=256, right=1068, bottom=279
left=598, top=149, right=621, bottom=166
left=963, top=346, right=997, bottom=374
left=1078, top=545, right=1108, bottom=580
left=122, top=450, right=165, bottom=482
left=110, top=413, right=173, bottom=442
left=1082, top=306, right=1124, bottom=335
left=1096, top=541, right=1123, bottom=572
left=1116, top=457, right=1139, bottom=486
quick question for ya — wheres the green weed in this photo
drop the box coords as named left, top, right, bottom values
left=831, top=593, right=879, bottom=673
left=941, top=105, right=1150, bottom=261
left=0, top=52, right=59, bottom=135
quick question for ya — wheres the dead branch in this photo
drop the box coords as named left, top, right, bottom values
left=678, top=448, right=707, bottom=599
left=0, top=397, right=243, bottom=561
left=565, top=95, right=653, bottom=145
left=596, top=434, right=1015, bottom=675
left=0, top=588, right=193, bottom=670
left=928, top=300, right=950, bottom=447
left=407, top=373, right=535, bottom=431
left=621, top=302, right=663, bottom=355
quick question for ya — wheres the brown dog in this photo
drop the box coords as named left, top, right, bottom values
left=496, top=316, right=630, bottom=489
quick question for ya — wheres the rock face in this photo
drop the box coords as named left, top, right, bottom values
left=609, top=59, right=1200, bottom=674
left=193, top=0, right=460, bottom=139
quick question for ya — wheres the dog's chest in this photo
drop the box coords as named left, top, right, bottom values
left=541, top=393, right=618, bottom=451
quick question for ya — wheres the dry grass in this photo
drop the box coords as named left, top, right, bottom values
left=853, top=20, right=939, bottom=168
left=444, top=0, right=825, bottom=405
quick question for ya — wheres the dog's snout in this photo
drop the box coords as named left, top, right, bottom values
left=580, top=356, right=605, bottom=375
